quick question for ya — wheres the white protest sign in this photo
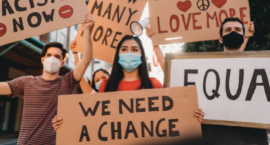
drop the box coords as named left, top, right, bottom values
left=0, top=0, right=88, bottom=46
left=169, top=57, right=270, bottom=127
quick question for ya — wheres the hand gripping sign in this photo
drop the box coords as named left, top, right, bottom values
left=0, top=0, right=88, bottom=46
left=148, top=0, right=253, bottom=45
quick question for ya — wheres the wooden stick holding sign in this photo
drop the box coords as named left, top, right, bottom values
left=72, top=0, right=147, bottom=63
left=0, top=0, right=88, bottom=46
left=164, top=51, right=270, bottom=129
left=56, top=87, right=202, bottom=145
left=148, top=0, right=253, bottom=45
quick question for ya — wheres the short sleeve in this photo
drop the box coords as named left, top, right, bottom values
left=150, top=78, right=163, bottom=89
left=62, top=71, right=80, bottom=89
left=7, top=76, right=33, bottom=97
left=98, top=79, right=109, bottom=93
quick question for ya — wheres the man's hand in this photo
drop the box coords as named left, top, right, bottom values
left=240, top=21, right=255, bottom=51
left=194, top=108, right=205, bottom=123
left=69, top=40, right=77, bottom=53
left=146, top=27, right=156, bottom=39
left=52, top=115, right=63, bottom=131
left=249, top=21, right=255, bottom=34
left=83, top=12, right=95, bottom=30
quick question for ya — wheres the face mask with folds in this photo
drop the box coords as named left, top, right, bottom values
left=118, top=53, right=142, bottom=72
left=43, top=56, right=62, bottom=74
left=222, top=31, right=244, bottom=50
left=95, top=80, right=103, bottom=90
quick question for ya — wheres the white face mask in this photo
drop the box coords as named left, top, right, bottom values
left=43, top=56, right=62, bottom=74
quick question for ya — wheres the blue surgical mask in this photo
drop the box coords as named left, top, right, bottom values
left=95, top=80, right=103, bottom=90
left=118, top=53, right=142, bottom=72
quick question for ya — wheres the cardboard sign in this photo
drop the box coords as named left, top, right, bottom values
left=164, top=51, right=270, bottom=129
left=74, top=0, right=147, bottom=63
left=0, top=0, right=88, bottom=46
left=56, top=87, right=202, bottom=145
left=148, top=0, right=253, bottom=45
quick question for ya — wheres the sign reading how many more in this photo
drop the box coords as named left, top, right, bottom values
left=56, top=87, right=202, bottom=145
left=164, top=51, right=270, bottom=129
left=148, top=0, right=253, bottom=45
left=73, top=0, right=147, bottom=63
left=0, top=0, right=88, bottom=46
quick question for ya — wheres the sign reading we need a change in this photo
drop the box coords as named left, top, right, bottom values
left=57, top=87, right=202, bottom=145
left=148, top=0, right=253, bottom=45
left=73, top=0, right=147, bottom=63
left=0, top=0, right=88, bottom=46
left=164, top=52, right=270, bottom=129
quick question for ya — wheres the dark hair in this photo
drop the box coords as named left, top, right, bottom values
left=104, top=35, right=153, bottom=92
left=91, top=69, right=110, bottom=92
left=220, top=18, right=245, bottom=37
left=42, top=42, right=67, bottom=60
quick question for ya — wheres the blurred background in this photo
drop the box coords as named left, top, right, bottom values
left=0, top=0, right=269, bottom=144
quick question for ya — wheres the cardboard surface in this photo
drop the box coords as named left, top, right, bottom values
left=148, top=0, right=252, bottom=45
left=56, top=86, right=202, bottom=145
left=74, top=0, right=147, bottom=63
left=164, top=51, right=270, bottom=129
left=0, top=0, right=88, bottom=46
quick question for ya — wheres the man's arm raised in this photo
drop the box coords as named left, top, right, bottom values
left=0, top=82, right=12, bottom=95
left=240, top=21, right=255, bottom=51
left=73, top=12, right=95, bottom=82
left=69, top=40, right=93, bottom=94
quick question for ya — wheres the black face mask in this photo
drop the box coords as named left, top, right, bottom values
left=222, top=31, right=244, bottom=50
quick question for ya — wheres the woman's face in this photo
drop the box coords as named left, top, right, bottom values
left=119, top=39, right=142, bottom=55
left=94, top=71, right=109, bottom=83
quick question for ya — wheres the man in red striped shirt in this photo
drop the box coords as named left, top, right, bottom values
left=0, top=12, right=95, bottom=145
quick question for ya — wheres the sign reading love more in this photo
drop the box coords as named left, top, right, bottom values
left=0, top=0, right=88, bottom=46
left=73, top=0, right=147, bottom=63
left=164, top=51, right=270, bottom=129
left=56, top=87, right=202, bottom=145
left=148, top=0, right=253, bottom=45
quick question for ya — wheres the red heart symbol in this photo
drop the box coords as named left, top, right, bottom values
left=177, top=1, right=192, bottom=12
left=212, top=0, right=227, bottom=8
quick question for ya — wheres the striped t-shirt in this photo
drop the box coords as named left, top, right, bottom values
left=7, top=71, right=78, bottom=145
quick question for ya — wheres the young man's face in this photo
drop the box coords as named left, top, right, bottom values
left=219, top=21, right=246, bottom=51
left=41, top=47, right=65, bottom=67
left=222, top=21, right=244, bottom=37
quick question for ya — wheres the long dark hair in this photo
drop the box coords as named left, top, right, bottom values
left=91, top=69, right=110, bottom=92
left=104, top=35, right=153, bottom=92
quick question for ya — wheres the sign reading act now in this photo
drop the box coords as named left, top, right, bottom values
left=57, top=87, right=202, bottom=145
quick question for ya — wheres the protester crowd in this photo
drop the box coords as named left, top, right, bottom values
left=0, top=8, right=269, bottom=145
